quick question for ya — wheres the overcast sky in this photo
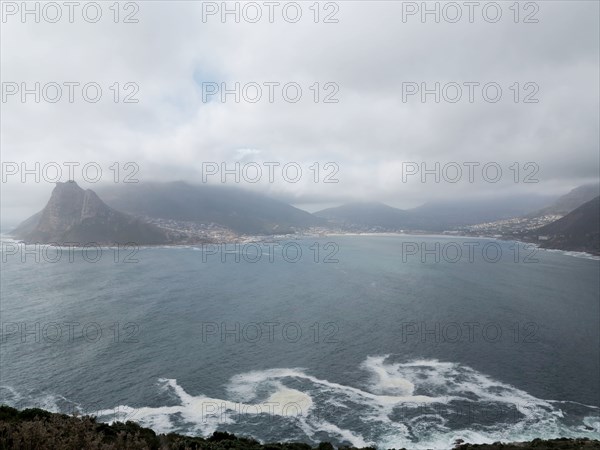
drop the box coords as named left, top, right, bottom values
left=1, top=1, right=599, bottom=226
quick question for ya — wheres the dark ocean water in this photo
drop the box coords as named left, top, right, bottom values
left=1, top=235, right=598, bottom=448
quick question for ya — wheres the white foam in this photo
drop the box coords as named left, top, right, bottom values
left=542, top=248, right=600, bottom=261
left=2, top=356, right=598, bottom=448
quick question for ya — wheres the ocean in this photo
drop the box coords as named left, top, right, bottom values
left=1, top=235, right=598, bottom=448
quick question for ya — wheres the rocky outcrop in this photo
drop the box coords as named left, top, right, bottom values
left=11, top=181, right=170, bottom=246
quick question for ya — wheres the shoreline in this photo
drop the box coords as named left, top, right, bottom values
left=2, top=232, right=599, bottom=260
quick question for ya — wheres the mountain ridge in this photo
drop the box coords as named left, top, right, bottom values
left=526, top=183, right=600, bottom=218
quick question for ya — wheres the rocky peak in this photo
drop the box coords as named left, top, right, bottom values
left=36, top=181, right=110, bottom=234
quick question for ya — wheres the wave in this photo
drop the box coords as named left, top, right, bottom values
left=2, top=356, right=598, bottom=449
left=540, top=248, right=600, bottom=261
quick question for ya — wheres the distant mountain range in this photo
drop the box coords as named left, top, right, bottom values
left=11, top=181, right=170, bottom=245
left=9, top=180, right=600, bottom=254
left=315, top=195, right=555, bottom=232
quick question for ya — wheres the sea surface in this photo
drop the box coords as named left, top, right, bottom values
left=0, top=235, right=599, bottom=448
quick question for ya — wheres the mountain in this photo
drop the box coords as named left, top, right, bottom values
left=315, top=195, right=555, bottom=232
left=526, top=183, right=600, bottom=218
left=96, top=181, right=324, bottom=235
left=315, top=202, right=413, bottom=230
left=11, top=181, right=170, bottom=245
left=531, top=196, right=600, bottom=254
left=410, top=195, right=555, bottom=229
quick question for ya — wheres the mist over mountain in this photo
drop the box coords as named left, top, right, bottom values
left=315, top=194, right=556, bottom=231
left=97, top=181, right=324, bottom=235
left=526, top=183, right=600, bottom=218
left=409, top=195, right=557, bottom=228
left=9, top=181, right=599, bottom=252
left=11, top=181, right=170, bottom=245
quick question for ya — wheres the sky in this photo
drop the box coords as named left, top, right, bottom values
left=1, top=0, right=599, bottom=226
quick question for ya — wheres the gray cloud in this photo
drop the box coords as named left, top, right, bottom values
left=1, top=0, right=598, bottom=226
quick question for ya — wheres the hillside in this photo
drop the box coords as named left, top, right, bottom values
left=531, top=196, right=600, bottom=254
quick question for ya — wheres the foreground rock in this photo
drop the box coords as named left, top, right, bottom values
left=455, top=438, right=600, bottom=449
left=1, top=406, right=598, bottom=450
